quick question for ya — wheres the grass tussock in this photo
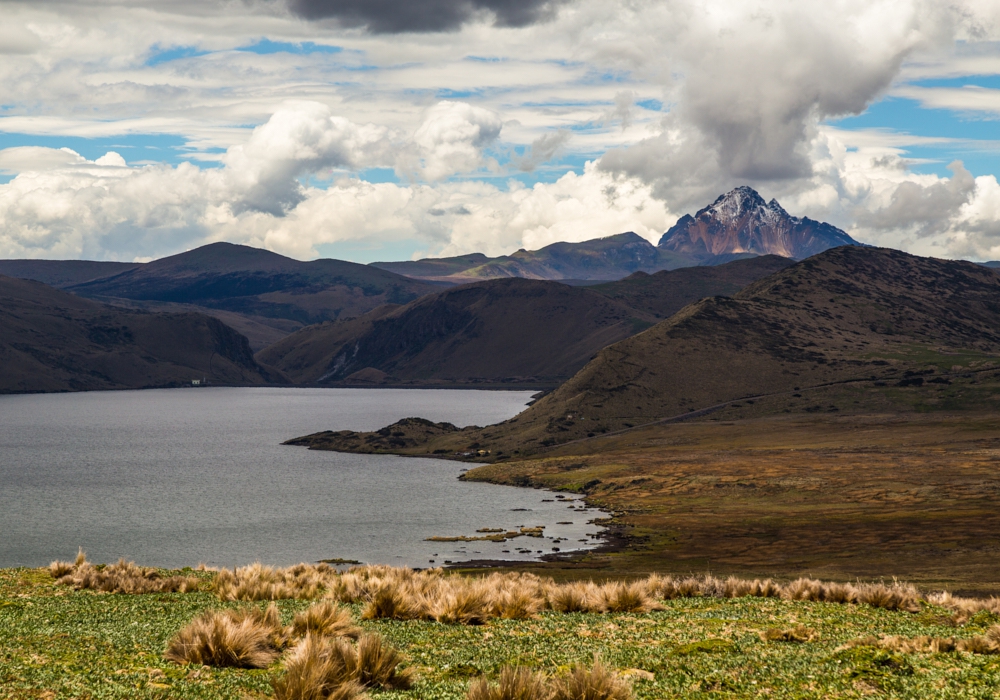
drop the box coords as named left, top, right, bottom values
left=354, top=633, right=413, bottom=689
left=292, top=602, right=362, bottom=640
left=49, top=550, right=199, bottom=594
left=845, top=624, right=1000, bottom=655
left=763, top=624, right=819, bottom=643
left=466, top=667, right=550, bottom=700
left=273, top=634, right=367, bottom=700
left=926, top=591, right=1000, bottom=623
left=466, top=658, right=631, bottom=700
left=214, top=562, right=337, bottom=601
left=272, top=632, right=412, bottom=700
left=164, top=603, right=286, bottom=668
left=550, top=657, right=632, bottom=700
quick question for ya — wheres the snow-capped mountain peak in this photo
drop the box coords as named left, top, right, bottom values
left=657, top=187, right=861, bottom=260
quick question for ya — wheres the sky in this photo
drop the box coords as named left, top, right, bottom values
left=1, top=1, right=1000, bottom=264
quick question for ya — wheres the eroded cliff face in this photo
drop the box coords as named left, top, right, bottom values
left=658, top=186, right=861, bottom=259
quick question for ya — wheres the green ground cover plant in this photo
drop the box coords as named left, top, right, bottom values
left=5, top=564, right=1000, bottom=699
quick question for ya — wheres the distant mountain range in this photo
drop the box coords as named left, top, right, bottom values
left=0, top=187, right=886, bottom=396
left=374, top=186, right=862, bottom=283
left=0, top=187, right=857, bottom=353
left=288, top=246, right=1000, bottom=458
left=259, top=256, right=793, bottom=387
left=372, top=232, right=698, bottom=283
left=0, top=275, right=272, bottom=393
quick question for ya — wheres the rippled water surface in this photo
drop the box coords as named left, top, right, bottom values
left=0, top=388, right=608, bottom=569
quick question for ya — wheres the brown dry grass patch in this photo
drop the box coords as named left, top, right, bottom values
left=164, top=603, right=286, bottom=668
left=50, top=550, right=199, bottom=594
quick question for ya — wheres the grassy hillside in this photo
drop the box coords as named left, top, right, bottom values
left=0, top=275, right=271, bottom=393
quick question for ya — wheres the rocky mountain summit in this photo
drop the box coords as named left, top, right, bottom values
left=659, top=186, right=862, bottom=260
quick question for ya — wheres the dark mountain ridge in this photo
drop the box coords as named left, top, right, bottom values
left=0, top=274, right=271, bottom=393
left=0, top=260, right=140, bottom=288
left=258, top=255, right=795, bottom=387
left=59, top=242, right=440, bottom=350
left=69, top=242, right=436, bottom=308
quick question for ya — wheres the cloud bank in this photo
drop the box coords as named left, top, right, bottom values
left=285, top=0, right=565, bottom=33
left=1, top=0, right=1000, bottom=263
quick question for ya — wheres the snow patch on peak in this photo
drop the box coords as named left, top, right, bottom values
left=702, top=186, right=767, bottom=225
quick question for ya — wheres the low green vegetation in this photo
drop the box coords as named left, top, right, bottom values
left=6, top=564, right=1000, bottom=699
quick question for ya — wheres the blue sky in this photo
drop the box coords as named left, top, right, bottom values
left=0, top=0, right=999, bottom=263
left=831, top=95, right=1000, bottom=179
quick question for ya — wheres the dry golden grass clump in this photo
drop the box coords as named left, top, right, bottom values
left=164, top=603, right=287, bottom=668
left=466, top=667, right=551, bottom=700
left=491, top=586, right=543, bottom=620
left=854, top=580, right=922, bottom=612
left=293, top=602, right=362, bottom=639
left=333, top=566, right=971, bottom=623
left=430, top=584, right=492, bottom=625
left=165, top=598, right=367, bottom=671
left=273, top=635, right=367, bottom=700
left=353, top=633, right=413, bottom=689
left=214, top=562, right=338, bottom=601
left=926, top=591, right=1000, bottom=623
left=550, top=657, right=632, bottom=700
left=599, top=581, right=662, bottom=614
left=547, top=581, right=595, bottom=613
left=466, top=658, right=631, bottom=700
left=354, top=569, right=551, bottom=625
left=360, top=583, right=429, bottom=622
left=844, top=625, right=1000, bottom=656
left=763, top=624, right=819, bottom=643
left=49, top=550, right=199, bottom=594
left=272, top=632, right=412, bottom=700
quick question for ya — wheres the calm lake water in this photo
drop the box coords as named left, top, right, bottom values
left=0, top=388, right=608, bottom=569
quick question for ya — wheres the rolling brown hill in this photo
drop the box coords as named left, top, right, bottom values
left=288, top=246, right=1000, bottom=457
left=259, top=256, right=792, bottom=386
left=65, top=242, right=441, bottom=350
left=0, top=275, right=272, bottom=393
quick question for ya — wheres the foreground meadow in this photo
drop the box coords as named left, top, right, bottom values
left=4, top=561, right=1000, bottom=699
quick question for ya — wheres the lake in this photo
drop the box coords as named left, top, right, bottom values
left=0, top=387, right=608, bottom=569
